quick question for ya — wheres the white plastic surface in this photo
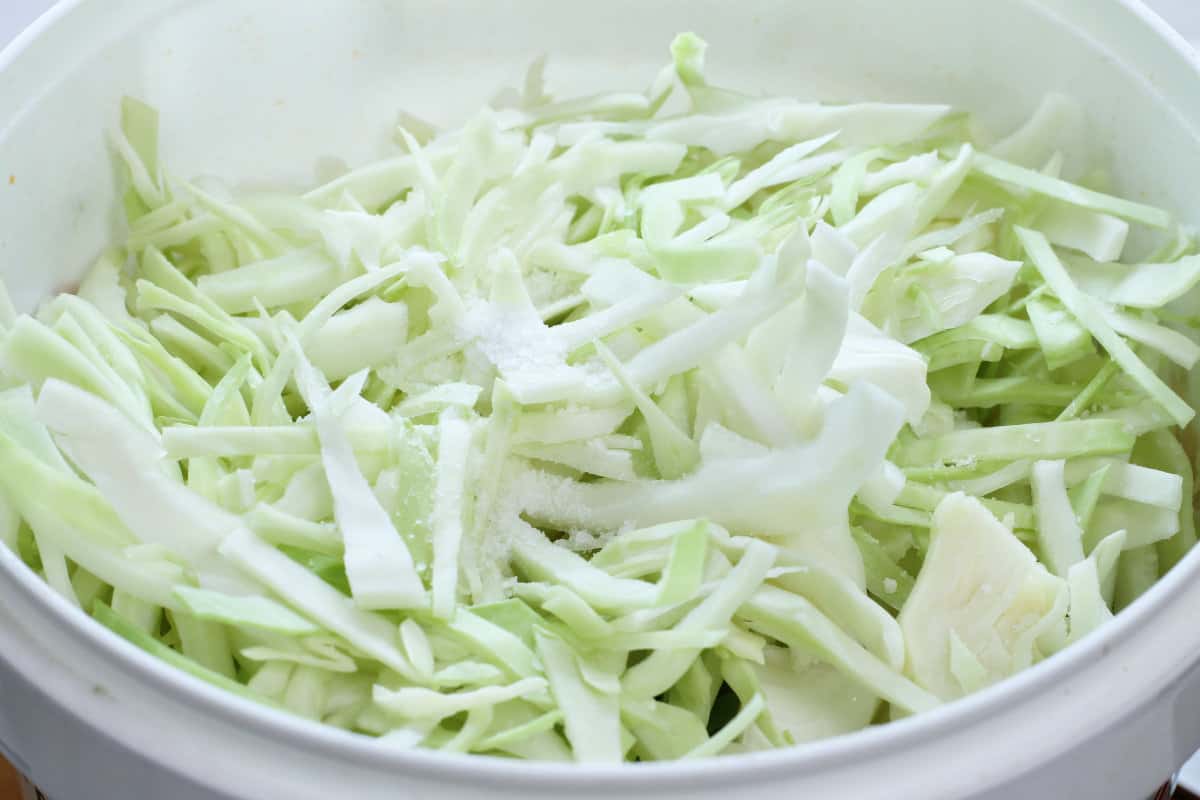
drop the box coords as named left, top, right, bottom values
left=1150, top=0, right=1200, bottom=42
left=1, top=2, right=1200, bottom=800
left=0, top=2, right=54, bottom=44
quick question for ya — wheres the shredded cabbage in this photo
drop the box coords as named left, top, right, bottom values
left=1, top=34, right=1195, bottom=761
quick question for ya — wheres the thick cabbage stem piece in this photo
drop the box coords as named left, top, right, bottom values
left=536, top=632, right=623, bottom=763
left=752, top=646, right=879, bottom=745
left=289, top=348, right=426, bottom=611
left=35, top=379, right=255, bottom=593
left=899, top=493, right=1068, bottom=700
left=829, top=313, right=930, bottom=426
left=864, top=251, right=1021, bottom=344
left=521, top=382, right=905, bottom=540
left=1031, top=459, right=1085, bottom=577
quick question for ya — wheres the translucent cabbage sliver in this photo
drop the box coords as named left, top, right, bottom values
left=0, top=33, right=1196, bottom=761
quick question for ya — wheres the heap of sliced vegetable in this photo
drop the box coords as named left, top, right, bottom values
left=0, top=33, right=1197, bottom=761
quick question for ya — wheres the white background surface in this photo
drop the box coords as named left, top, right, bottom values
left=1, top=0, right=1200, bottom=794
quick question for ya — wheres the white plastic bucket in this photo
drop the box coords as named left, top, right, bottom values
left=1, top=1, right=1200, bottom=798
